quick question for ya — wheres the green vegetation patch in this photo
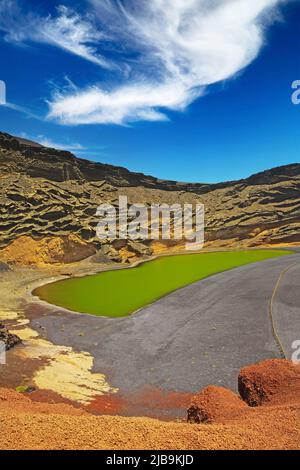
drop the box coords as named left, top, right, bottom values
left=34, top=250, right=291, bottom=317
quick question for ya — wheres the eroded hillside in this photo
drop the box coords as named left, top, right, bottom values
left=0, top=131, right=299, bottom=264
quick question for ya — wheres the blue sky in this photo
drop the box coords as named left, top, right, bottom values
left=0, top=0, right=299, bottom=183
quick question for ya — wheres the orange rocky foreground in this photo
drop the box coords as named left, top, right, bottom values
left=0, top=359, right=299, bottom=450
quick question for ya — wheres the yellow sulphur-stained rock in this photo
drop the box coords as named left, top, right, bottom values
left=10, top=326, right=39, bottom=341
left=33, top=351, right=117, bottom=404
left=13, top=326, right=117, bottom=403
left=0, top=310, right=20, bottom=321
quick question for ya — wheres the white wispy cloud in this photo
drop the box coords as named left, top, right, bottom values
left=36, top=135, right=85, bottom=151
left=3, top=102, right=43, bottom=121
left=0, top=1, right=112, bottom=68
left=48, top=0, right=286, bottom=125
left=20, top=133, right=85, bottom=151
left=0, top=0, right=287, bottom=125
left=47, top=81, right=201, bottom=125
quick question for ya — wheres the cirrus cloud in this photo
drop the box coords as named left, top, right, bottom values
left=0, top=1, right=112, bottom=69
left=48, top=0, right=287, bottom=125
left=0, top=0, right=288, bottom=125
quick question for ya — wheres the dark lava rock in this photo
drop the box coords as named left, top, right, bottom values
left=0, top=323, right=22, bottom=351
left=0, top=261, right=10, bottom=273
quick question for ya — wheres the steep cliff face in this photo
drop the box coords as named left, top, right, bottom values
left=0, top=131, right=299, bottom=265
left=0, top=131, right=211, bottom=189
left=201, top=165, right=300, bottom=247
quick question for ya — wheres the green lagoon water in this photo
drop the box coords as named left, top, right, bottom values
left=34, top=250, right=290, bottom=317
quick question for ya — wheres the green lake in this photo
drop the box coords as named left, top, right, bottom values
left=34, top=250, right=291, bottom=317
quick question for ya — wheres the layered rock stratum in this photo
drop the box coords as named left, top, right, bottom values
left=0, top=131, right=299, bottom=265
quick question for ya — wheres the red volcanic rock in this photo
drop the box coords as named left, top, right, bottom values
left=238, top=359, right=300, bottom=407
left=0, top=360, right=300, bottom=449
left=187, top=385, right=247, bottom=424
left=188, top=360, right=300, bottom=426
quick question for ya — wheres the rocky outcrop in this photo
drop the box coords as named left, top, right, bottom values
left=0, top=324, right=21, bottom=351
left=0, top=131, right=299, bottom=262
left=92, top=240, right=153, bottom=264
left=1, top=234, right=96, bottom=267
left=238, top=359, right=300, bottom=407
left=187, top=385, right=247, bottom=424
left=187, top=359, right=300, bottom=424
left=0, top=132, right=218, bottom=190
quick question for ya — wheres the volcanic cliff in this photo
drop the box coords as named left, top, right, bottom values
left=0, top=131, right=299, bottom=265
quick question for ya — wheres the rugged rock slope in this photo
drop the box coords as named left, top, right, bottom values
left=187, top=359, right=300, bottom=425
left=0, top=131, right=299, bottom=264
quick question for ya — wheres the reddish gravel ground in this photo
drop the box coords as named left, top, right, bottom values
left=86, top=387, right=194, bottom=420
left=0, top=360, right=299, bottom=450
